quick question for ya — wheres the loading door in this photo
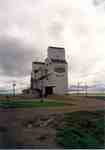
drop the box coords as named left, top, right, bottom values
left=45, top=86, right=53, bottom=96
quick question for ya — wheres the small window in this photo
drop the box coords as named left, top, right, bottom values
left=34, top=70, right=38, bottom=73
left=54, top=67, right=65, bottom=73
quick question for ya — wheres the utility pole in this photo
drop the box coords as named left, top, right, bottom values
left=12, top=81, right=16, bottom=96
left=84, top=82, right=88, bottom=97
left=77, top=81, right=80, bottom=96
left=67, top=55, right=71, bottom=95
left=77, top=81, right=83, bottom=96
left=41, top=68, right=44, bottom=103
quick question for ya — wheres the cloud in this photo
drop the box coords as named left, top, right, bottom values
left=0, top=0, right=105, bottom=90
left=93, top=0, right=105, bottom=6
left=0, top=36, right=38, bottom=77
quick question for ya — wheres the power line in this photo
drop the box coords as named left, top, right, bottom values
left=74, top=70, right=105, bottom=81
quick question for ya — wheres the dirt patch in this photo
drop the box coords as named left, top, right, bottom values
left=0, top=109, right=64, bottom=148
left=22, top=114, right=64, bottom=129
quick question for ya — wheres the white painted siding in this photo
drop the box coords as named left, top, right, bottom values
left=48, top=47, right=65, bottom=60
left=31, top=47, right=68, bottom=95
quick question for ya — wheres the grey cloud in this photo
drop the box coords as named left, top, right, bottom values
left=0, top=0, right=104, bottom=87
left=93, top=0, right=105, bottom=6
left=0, top=36, right=38, bottom=77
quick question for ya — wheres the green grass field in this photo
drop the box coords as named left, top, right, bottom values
left=0, top=100, right=65, bottom=108
left=68, top=93, right=105, bottom=100
left=56, top=110, right=105, bottom=149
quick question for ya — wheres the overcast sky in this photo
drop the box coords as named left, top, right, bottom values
left=0, top=0, right=105, bottom=92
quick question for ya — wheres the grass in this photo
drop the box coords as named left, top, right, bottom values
left=91, top=96, right=105, bottom=100
left=56, top=110, right=105, bottom=149
left=68, top=93, right=105, bottom=101
left=0, top=100, right=65, bottom=108
left=48, top=93, right=105, bottom=102
left=69, top=92, right=105, bottom=96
